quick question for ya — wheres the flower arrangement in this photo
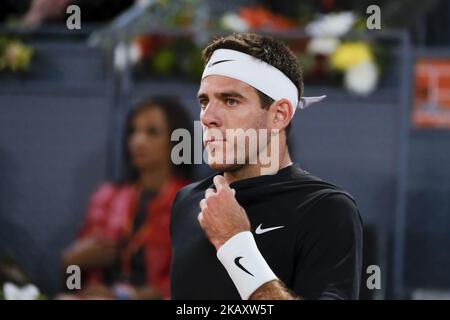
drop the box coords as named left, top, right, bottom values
left=112, top=4, right=385, bottom=95
left=220, top=6, right=296, bottom=32
left=304, top=12, right=380, bottom=96
left=114, top=34, right=204, bottom=80
left=0, top=253, right=46, bottom=300
left=0, top=282, right=45, bottom=300
left=0, top=38, right=34, bottom=73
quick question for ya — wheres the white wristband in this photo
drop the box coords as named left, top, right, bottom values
left=216, top=231, right=278, bottom=300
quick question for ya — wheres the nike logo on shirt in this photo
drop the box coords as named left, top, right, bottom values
left=255, top=224, right=285, bottom=235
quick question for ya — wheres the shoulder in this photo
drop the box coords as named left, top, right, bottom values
left=285, top=167, right=360, bottom=219
left=90, top=182, right=118, bottom=202
left=299, top=191, right=363, bottom=242
left=311, top=193, right=361, bottom=224
left=286, top=168, right=362, bottom=229
left=170, top=176, right=214, bottom=237
left=89, top=182, right=134, bottom=205
left=81, top=182, right=132, bottom=233
left=172, top=174, right=214, bottom=207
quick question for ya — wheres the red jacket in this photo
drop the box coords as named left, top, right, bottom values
left=78, top=177, right=188, bottom=299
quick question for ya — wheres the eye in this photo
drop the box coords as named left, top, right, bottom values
left=226, top=98, right=238, bottom=107
left=147, top=126, right=162, bottom=136
left=199, top=98, right=208, bottom=110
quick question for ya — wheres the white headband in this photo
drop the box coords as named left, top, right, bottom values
left=202, top=49, right=326, bottom=118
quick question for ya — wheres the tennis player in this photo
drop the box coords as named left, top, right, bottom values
left=170, top=33, right=363, bottom=300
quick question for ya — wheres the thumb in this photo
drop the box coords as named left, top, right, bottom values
left=213, top=175, right=230, bottom=191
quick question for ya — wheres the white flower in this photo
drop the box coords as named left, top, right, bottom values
left=307, top=37, right=340, bottom=56
left=114, top=42, right=142, bottom=71
left=3, top=282, right=40, bottom=300
left=344, top=61, right=379, bottom=96
left=220, top=13, right=249, bottom=32
left=306, top=12, right=356, bottom=37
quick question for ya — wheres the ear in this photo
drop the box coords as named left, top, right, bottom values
left=268, top=98, right=293, bottom=131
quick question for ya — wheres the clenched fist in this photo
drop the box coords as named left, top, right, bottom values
left=198, top=175, right=250, bottom=251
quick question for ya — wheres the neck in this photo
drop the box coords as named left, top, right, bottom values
left=138, top=164, right=172, bottom=192
left=223, top=150, right=292, bottom=185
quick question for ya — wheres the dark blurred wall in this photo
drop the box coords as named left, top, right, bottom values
left=0, top=42, right=112, bottom=295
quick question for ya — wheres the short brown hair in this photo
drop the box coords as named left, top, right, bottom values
left=202, top=33, right=303, bottom=136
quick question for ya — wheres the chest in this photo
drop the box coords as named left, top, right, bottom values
left=171, top=192, right=301, bottom=299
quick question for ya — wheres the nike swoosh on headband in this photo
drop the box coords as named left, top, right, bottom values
left=203, top=49, right=327, bottom=113
left=208, top=59, right=234, bottom=67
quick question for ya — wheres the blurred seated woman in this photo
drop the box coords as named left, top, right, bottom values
left=60, top=96, right=193, bottom=300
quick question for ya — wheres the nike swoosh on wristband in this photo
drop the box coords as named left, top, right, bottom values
left=234, top=256, right=254, bottom=276
left=255, top=224, right=285, bottom=235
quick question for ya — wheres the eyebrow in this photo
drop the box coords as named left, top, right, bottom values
left=197, top=91, right=247, bottom=101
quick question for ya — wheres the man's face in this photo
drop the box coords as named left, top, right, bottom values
left=198, top=75, right=271, bottom=172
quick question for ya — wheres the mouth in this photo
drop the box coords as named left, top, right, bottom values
left=204, top=137, right=226, bottom=147
left=130, top=150, right=147, bottom=158
left=131, top=153, right=146, bottom=160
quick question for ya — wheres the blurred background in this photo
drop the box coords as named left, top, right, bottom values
left=0, top=0, right=449, bottom=300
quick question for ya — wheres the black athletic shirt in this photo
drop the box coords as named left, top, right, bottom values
left=170, top=164, right=363, bottom=300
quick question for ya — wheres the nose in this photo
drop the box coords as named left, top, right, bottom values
left=200, top=100, right=222, bottom=128
left=130, top=131, right=146, bottom=148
